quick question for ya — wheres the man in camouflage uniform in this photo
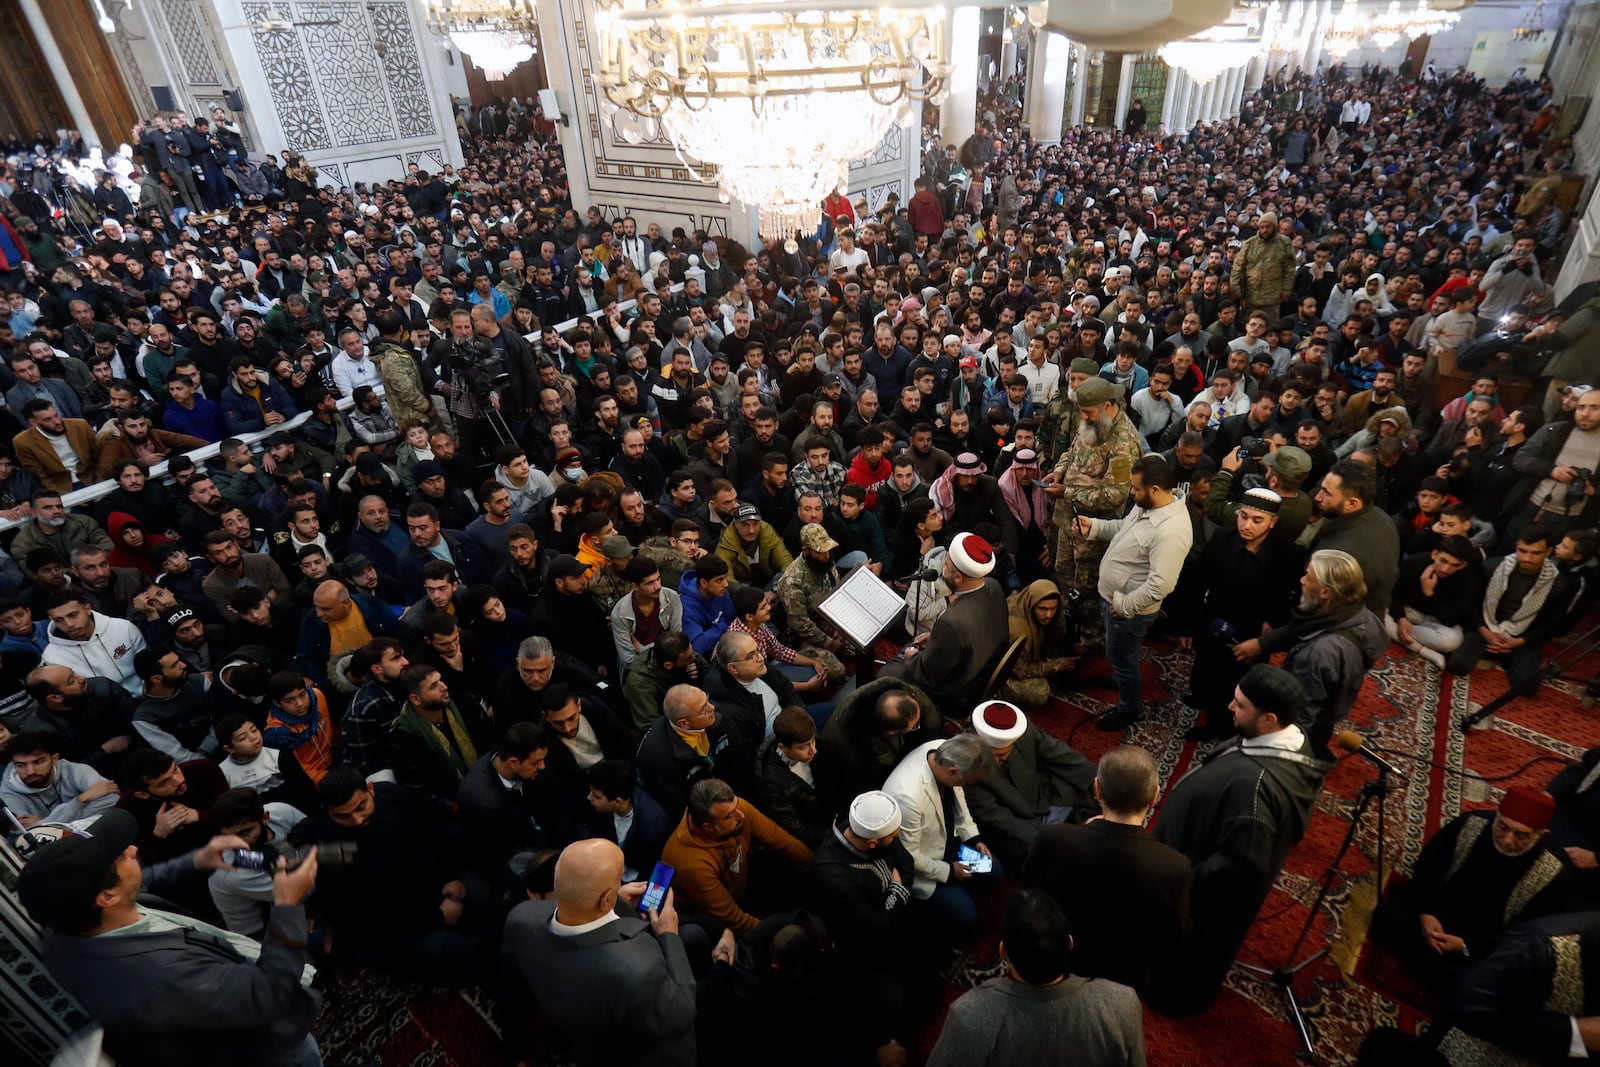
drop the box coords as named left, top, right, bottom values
left=587, top=535, right=635, bottom=615
left=775, top=523, right=860, bottom=659
left=1229, top=211, right=1297, bottom=322
left=372, top=313, right=434, bottom=426
left=1043, top=377, right=1142, bottom=645
left=1038, top=357, right=1099, bottom=467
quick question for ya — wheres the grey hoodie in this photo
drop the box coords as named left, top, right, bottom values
left=0, top=758, right=118, bottom=825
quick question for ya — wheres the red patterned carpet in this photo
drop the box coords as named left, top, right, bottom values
left=310, top=629, right=1599, bottom=1067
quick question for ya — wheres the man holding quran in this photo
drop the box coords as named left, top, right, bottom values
left=878, top=532, right=1010, bottom=713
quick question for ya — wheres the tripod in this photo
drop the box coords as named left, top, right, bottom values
left=1458, top=619, right=1600, bottom=730
left=1234, top=762, right=1392, bottom=1066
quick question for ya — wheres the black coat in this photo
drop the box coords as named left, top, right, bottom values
left=702, top=663, right=802, bottom=795
left=635, top=714, right=733, bottom=817
left=541, top=699, right=632, bottom=812
left=456, top=751, right=582, bottom=870
left=1021, top=820, right=1192, bottom=996
left=751, top=735, right=831, bottom=848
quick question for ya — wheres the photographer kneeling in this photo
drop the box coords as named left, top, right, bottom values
left=17, top=810, right=325, bottom=1067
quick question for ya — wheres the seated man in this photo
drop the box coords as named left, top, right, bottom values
left=1445, top=525, right=1583, bottom=711
left=1021, top=744, right=1191, bottom=997
left=636, top=683, right=735, bottom=817
left=815, top=677, right=944, bottom=813
left=878, top=533, right=1009, bottom=713
left=456, top=720, right=581, bottom=873
left=379, top=664, right=491, bottom=810
left=0, top=730, right=121, bottom=829
left=1371, top=788, right=1574, bottom=995
left=1385, top=537, right=1485, bottom=669
left=961, top=701, right=1096, bottom=870
left=622, top=631, right=709, bottom=731
left=660, top=777, right=812, bottom=934
left=585, top=758, right=674, bottom=882
left=883, top=732, right=1000, bottom=930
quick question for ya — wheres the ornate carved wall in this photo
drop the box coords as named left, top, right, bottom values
left=111, top=0, right=463, bottom=188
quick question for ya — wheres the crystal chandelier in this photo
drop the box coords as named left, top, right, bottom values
left=1370, top=1, right=1409, bottom=48
left=1513, top=0, right=1546, bottom=40
left=595, top=0, right=951, bottom=238
left=1257, top=1, right=1310, bottom=55
left=1158, top=22, right=1262, bottom=86
left=1407, top=0, right=1461, bottom=37
left=1321, top=0, right=1365, bottom=60
left=425, top=0, right=539, bottom=80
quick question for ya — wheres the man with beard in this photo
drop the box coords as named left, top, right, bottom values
left=932, top=452, right=1018, bottom=557
left=1271, top=550, right=1388, bottom=754
left=610, top=427, right=667, bottom=502
left=1370, top=788, right=1574, bottom=995
left=880, top=532, right=1009, bottom=713
left=11, top=491, right=113, bottom=570
left=1041, top=377, right=1143, bottom=645
left=345, top=494, right=410, bottom=580
left=94, top=414, right=207, bottom=481
left=1338, top=366, right=1406, bottom=442
left=1151, top=664, right=1331, bottom=1015
left=0, top=730, right=121, bottom=827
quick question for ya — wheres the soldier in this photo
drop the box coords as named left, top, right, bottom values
left=775, top=523, right=859, bottom=660
left=1230, top=211, right=1297, bottom=322
left=1037, top=357, right=1098, bottom=468
left=1041, top=377, right=1142, bottom=645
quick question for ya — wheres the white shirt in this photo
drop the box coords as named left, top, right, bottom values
left=739, top=676, right=782, bottom=738
left=1241, top=723, right=1306, bottom=752
left=331, top=352, right=382, bottom=397
left=549, top=909, right=621, bottom=937
left=562, top=715, right=605, bottom=769
left=1017, top=358, right=1062, bottom=405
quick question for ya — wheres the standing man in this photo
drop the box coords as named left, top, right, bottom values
left=1230, top=211, right=1296, bottom=323
left=502, top=839, right=697, bottom=1066
left=1151, top=664, right=1331, bottom=1015
left=1042, top=377, right=1143, bottom=647
left=17, top=810, right=322, bottom=1064
left=926, top=890, right=1145, bottom=1067
left=1073, top=456, right=1192, bottom=732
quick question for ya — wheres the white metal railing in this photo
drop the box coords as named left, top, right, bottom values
left=0, top=283, right=678, bottom=534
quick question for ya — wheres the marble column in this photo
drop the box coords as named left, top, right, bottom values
left=1223, top=64, right=1246, bottom=119
left=1069, top=43, right=1089, bottom=125
left=17, top=0, right=97, bottom=142
left=1113, top=53, right=1135, bottom=130
left=1303, top=0, right=1332, bottom=74
left=1026, top=30, right=1071, bottom=144
left=942, top=5, right=981, bottom=147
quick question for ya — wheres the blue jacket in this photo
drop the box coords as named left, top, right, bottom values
left=396, top=529, right=489, bottom=601
left=162, top=396, right=228, bottom=442
left=678, top=570, right=734, bottom=655
left=0, top=619, right=49, bottom=656
left=295, top=593, right=415, bottom=687
left=345, top=518, right=411, bottom=579
left=220, top=374, right=298, bottom=434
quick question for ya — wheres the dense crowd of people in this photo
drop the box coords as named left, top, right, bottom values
left=2, top=55, right=1600, bottom=1067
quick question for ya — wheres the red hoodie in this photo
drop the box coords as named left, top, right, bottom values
left=106, top=511, right=173, bottom=578
left=846, top=453, right=892, bottom=509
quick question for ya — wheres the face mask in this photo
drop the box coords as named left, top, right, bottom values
left=562, top=467, right=585, bottom=481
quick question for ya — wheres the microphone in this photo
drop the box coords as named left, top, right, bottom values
left=914, top=568, right=940, bottom=581
left=1335, top=731, right=1402, bottom=777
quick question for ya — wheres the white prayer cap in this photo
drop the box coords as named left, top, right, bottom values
left=973, top=701, right=1027, bottom=748
left=848, top=791, right=902, bottom=840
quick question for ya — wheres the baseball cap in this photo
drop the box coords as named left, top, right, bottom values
left=17, top=810, right=140, bottom=930
left=1075, top=378, right=1124, bottom=406
left=548, top=554, right=588, bottom=579
left=601, top=536, right=634, bottom=559
left=735, top=504, right=761, bottom=522
left=1264, top=446, right=1312, bottom=480
left=800, top=523, right=839, bottom=553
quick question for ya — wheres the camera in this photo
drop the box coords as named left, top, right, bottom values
left=449, top=337, right=510, bottom=401
left=1237, top=436, right=1269, bottom=460
left=225, top=841, right=358, bottom=872
left=1572, top=468, right=1593, bottom=502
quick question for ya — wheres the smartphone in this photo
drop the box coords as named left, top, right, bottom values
left=957, top=844, right=993, bottom=875
left=639, top=862, right=675, bottom=914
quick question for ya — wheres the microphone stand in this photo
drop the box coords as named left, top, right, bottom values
left=0, top=792, right=44, bottom=852
left=1233, top=756, right=1391, bottom=1066
left=1459, top=620, right=1600, bottom=730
